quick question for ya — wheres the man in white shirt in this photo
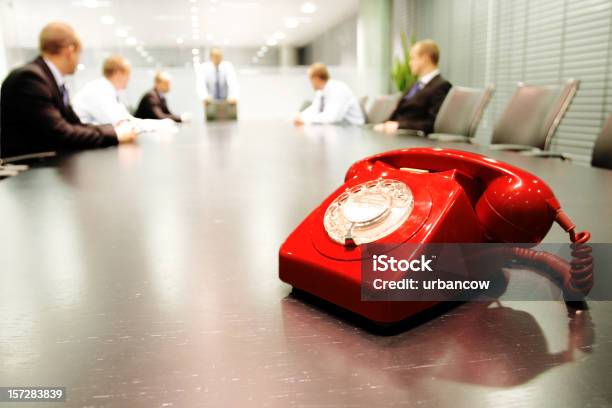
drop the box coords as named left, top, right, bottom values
left=295, top=63, right=364, bottom=126
left=73, top=55, right=134, bottom=125
left=197, top=48, right=240, bottom=104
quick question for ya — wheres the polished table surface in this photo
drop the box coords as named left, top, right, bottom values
left=1, top=121, right=612, bottom=407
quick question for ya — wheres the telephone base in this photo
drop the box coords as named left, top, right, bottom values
left=289, top=288, right=462, bottom=335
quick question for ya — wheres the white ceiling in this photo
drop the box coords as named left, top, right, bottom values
left=2, top=0, right=359, bottom=49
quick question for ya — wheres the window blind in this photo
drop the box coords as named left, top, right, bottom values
left=393, top=0, right=612, bottom=164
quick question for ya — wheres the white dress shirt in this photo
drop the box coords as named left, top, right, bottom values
left=196, top=60, right=240, bottom=101
left=73, top=77, right=132, bottom=125
left=300, top=79, right=365, bottom=126
left=43, top=58, right=65, bottom=88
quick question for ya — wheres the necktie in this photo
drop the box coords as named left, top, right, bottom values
left=319, top=94, right=325, bottom=113
left=59, top=84, right=69, bottom=107
left=404, top=80, right=422, bottom=100
left=214, top=66, right=221, bottom=100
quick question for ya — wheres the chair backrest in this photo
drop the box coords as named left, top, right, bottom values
left=366, top=94, right=401, bottom=124
left=433, top=85, right=495, bottom=138
left=591, top=114, right=612, bottom=169
left=491, top=79, right=579, bottom=150
left=358, top=96, right=368, bottom=120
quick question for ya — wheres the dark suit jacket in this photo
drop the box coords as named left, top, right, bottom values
left=134, top=89, right=181, bottom=122
left=389, top=74, right=452, bottom=134
left=0, top=56, right=118, bottom=159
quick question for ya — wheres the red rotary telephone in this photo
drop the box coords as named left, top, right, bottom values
left=279, top=148, right=591, bottom=324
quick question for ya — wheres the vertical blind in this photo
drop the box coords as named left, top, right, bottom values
left=393, top=0, right=612, bottom=164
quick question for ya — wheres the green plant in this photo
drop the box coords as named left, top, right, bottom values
left=391, top=31, right=417, bottom=93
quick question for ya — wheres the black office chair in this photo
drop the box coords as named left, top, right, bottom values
left=591, top=114, right=612, bottom=170
left=428, top=85, right=495, bottom=142
left=205, top=100, right=237, bottom=121
left=489, top=79, right=579, bottom=152
left=365, top=94, right=401, bottom=125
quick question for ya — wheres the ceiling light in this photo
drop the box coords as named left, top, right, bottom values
left=176, top=37, right=184, bottom=44
left=220, top=1, right=260, bottom=9
left=261, top=46, right=268, bottom=52
left=114, top=27, right=128, bottom=37
left=266, top=38, right=278, bottom=46
left=77, top=63, right=85, bottom=70
left=191, top=15, right=198, bottom=21
left=125, top=37, right=137, bottom=46
left=274, top=31, right=285, bottom=40
left=192, top=48, right=200, bottom=55
left=100, top=15, right=114, bottom=24
left=284, top=18, right=299, bottom=29
left=300, top=2, right=317, bottom=13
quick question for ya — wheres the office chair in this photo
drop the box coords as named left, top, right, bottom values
left=365, top=94, right=401, bottom=125
left=489, top=79, right=579, bottom=152
left=591, top=114, right=612, bottom=170
left=428, top=85, right=495, bottom=142
left=205, top=100, right=237, bottom=121
left=358, top=96, right=368, bottom=121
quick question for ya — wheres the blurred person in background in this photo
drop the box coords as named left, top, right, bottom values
left=197, top=48, right=240, bottom=105
left=0, top=22, right=135, bottom=159
left=294, top=63, right=364, bottom=126
left=374, top=39, right=451, bottom=134
left=135, top=71, right=189, bottom=122
left=73, top=55, right=133, bottom=125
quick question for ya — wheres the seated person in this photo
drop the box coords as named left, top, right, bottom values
left=294, top=63, right=364, bottom=126
left=0, top=22, right=135, bottom=159
left=134, top=71, right=186, bottom=122
left=73, top=55, right=133, bottom=125
left=374, top=39, right=451, bottom=134
left=197, top=48, right=239, bottom=105
left=74, top=56, right=175, bottom=132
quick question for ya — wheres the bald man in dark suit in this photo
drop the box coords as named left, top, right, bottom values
left=134, top=72, right=182, bottom=122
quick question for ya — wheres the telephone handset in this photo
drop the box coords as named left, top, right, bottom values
left=341, top=147, right=589, bottom=245
left=279, top=148, right=591, bottom=324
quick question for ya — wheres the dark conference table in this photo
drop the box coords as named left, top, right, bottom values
left=1, top=121, right=611, bottom=407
